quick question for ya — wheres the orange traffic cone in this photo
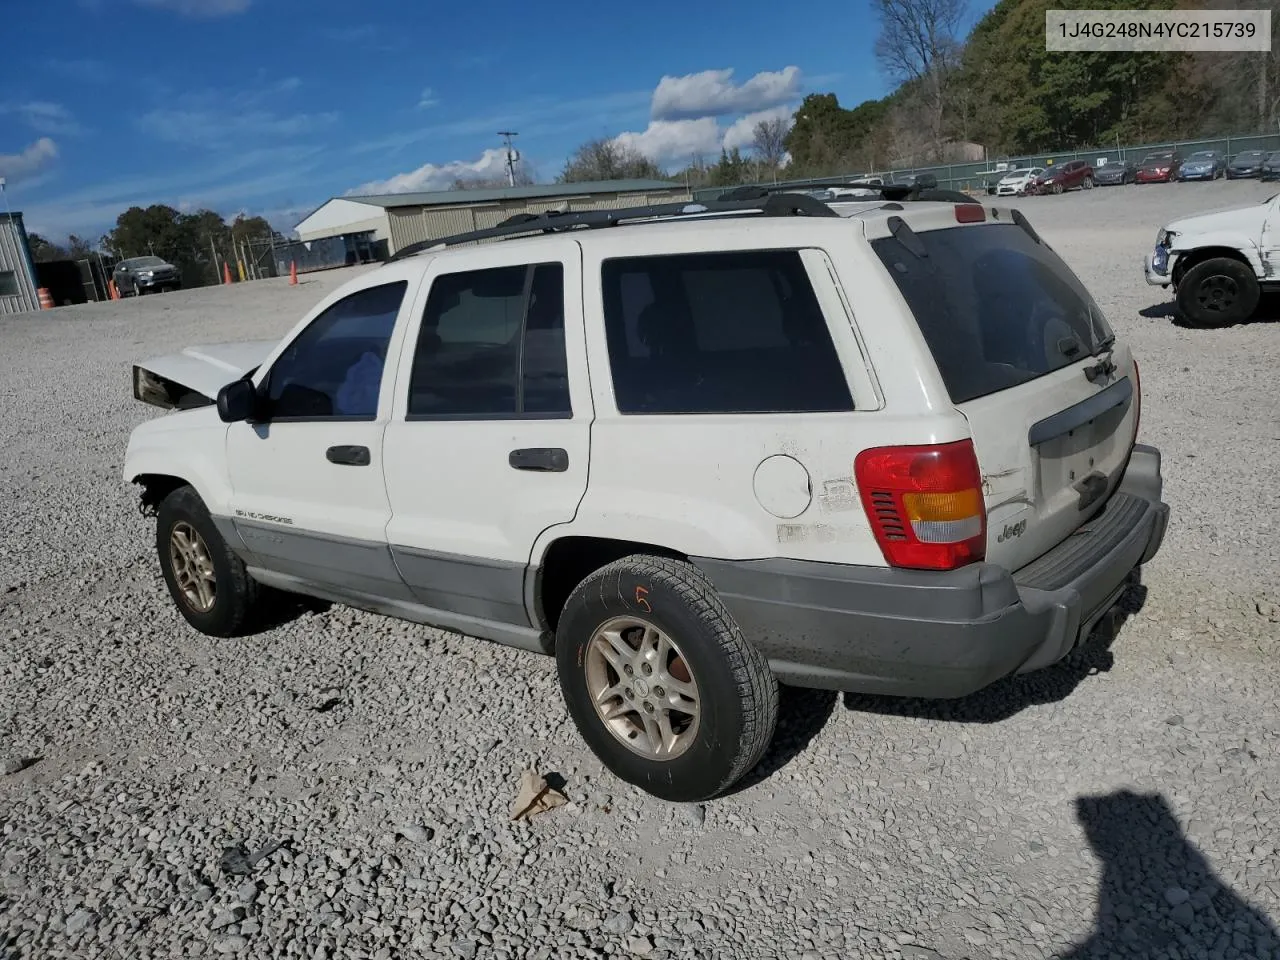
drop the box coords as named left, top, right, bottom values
left=37, top=287, right=55, bottom=310
left=223, top=262, right=233, bottom=285
left=289, top=260, right=298, bottom=286
left=108, top=279, right=120, bottom=301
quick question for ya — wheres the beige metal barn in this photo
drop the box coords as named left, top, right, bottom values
left=293, top=179, right=694, bottom=258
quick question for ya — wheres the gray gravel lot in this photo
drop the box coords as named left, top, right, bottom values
left=3, top=182, right=1280, bottom=960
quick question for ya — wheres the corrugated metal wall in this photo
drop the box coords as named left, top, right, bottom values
left=0, top=214, right=40, bottom=315
left=386, top=188, right=693, bottom=252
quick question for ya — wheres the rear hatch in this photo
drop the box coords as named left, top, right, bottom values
left=868, top=208, right=1137, bottom=571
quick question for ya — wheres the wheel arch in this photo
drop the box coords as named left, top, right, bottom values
left=530, top=535, right=688, bottom=636
left=1171, top=242, right=1261, bottom=286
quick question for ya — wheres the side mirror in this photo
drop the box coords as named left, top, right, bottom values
left=216, top=378, right=259, bottom=423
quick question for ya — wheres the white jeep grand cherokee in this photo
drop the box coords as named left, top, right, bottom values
left=124, top=192, right=1168, bottom=802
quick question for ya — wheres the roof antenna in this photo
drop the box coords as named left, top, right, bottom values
left=498, top=131, right=520, bottom=187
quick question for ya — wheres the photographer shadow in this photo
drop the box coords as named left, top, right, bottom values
left=1057, top=789, right=1280, bottom=959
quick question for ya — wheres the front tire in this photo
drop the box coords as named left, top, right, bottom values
left=555, top=555, right=778, bottom=802
left=156, top=485, right=263, bottom=637
left=1176, top=257, right=1260, bottom=328
left=1052, top=182, right=1064, bottom=195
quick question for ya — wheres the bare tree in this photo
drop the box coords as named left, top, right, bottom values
left=873, top=0, right=967, bottom=159
left=751, top=117, right=790, bottom=178
left=558, top=138, right=664, bottom=183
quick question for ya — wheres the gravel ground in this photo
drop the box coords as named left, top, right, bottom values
left=3, top=183, right=1280, bottom=960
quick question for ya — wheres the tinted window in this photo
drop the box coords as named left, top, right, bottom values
left=600, top=250, right=853, bottom=414
left=871, top=223, right=1113, bottom=405
left=265, top=280, right=406, bottom=419
left=0, top=271, right=18, bottom=297
left=408, top=263, right=571, bottom=418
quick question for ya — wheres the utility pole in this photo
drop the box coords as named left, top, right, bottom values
left=498, top=131, right=520, bottom=187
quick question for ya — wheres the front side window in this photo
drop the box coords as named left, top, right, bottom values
left=408, top=262, right=571, bottom=418
left=264, top=280, right=407, bottom=420
left=600, top=250, right=853, bottom=415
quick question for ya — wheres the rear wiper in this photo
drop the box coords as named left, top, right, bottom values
left=1084, top=340, right=1116, bottom=383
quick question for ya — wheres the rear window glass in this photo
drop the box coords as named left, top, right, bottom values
left=870, top=222, right=1113, bottom=404
left=600, top=250, right=854, bottom=414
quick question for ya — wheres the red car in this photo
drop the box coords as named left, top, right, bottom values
left=1032, top=159, right=1095, bottom=194
left=1135, top=152, right=1182, bottom=183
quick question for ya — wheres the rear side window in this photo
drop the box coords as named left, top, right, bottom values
left=408, top=262, right=571, bottom=419
left=600, top=250, right=853, bottom=414
left=871, top=223, right=1113, bottom=404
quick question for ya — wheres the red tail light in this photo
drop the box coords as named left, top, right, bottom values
left=955, top=204, right=985, bottom=223
left=854, top=440, right=987, bottom=571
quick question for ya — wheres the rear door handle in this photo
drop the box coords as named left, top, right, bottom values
left=326, top=444, right=371, bottom=466
left=509, top=447, right=569, bottom=472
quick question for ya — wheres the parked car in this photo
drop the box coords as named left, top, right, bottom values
left=1176, top=150, right=1226, bottom=181
left=1032, top=159, right=1094, bottom=194
left=1261, top=152, right=1280, bottom=181
left=1135, top=152, right=1182, bottom=183
left=1226, top=150, right=1268, bottom=179
left=1092, top=159, right=1139, bottom=186
left=1144, top=192, right=1280, bottom=326
left=124, top=192, right=1167, bottom=802
left=113, top=255, right=182, bottom=296
left=995, top=167, right=1045, bottom=196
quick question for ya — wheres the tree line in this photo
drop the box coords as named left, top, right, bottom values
left=29, top=206, right=282, bottom=288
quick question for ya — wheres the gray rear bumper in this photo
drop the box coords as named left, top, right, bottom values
left=695, top=445, right=1168, bottom=700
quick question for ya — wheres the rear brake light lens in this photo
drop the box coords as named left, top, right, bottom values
left=854, top=440, right=987, bottom=571
left=955, top=204, right=985, bottom=223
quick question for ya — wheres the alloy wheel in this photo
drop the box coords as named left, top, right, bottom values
left=169, top=521, right=217, bottom=613
left=584, top=616, right=701, bottom=761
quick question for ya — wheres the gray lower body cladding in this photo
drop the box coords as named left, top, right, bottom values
left=693, top=445, right=1167, bottom=699
left=208, top=446, right=1166, bottom=703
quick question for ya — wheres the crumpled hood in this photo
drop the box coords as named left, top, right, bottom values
left=1165, top=203, right=1269, bottom=243
left=133, top=340, right=277, bottom=408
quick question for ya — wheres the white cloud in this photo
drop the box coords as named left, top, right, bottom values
left=651, top=66, right=801, bottom=121
left=140, top=108, right=338, bottom=146
left=612, top=118, right=722, bottom=162
left=133, top=0, right=251, bottom=15
left=418, top=88, right=438, bottom=110
left=136, top=79, right=335, bottom=147
left=349, top=148, right=512, bottom=195
left=0, top=138, right=59, bottom=184
left=722, top=105, right=795, bottom=152
left=1, top=102, right=86, bottom=137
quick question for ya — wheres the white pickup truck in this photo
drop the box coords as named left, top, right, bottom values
left=125, top=191, right=1168, bottom=801
left=1144, top=191, right=1280, bottom=326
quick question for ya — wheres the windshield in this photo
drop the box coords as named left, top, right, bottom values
left=1141, top=154, right=1172, bottom=166
left=125, top=256, right=167, bottom=268
left=1235, top=152, right=1264, bottom=162
left=871, top=222, right=1114, bottom=404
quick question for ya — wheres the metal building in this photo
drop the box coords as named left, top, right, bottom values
left=0, top=211, right=40, bottom=315
left=293, top=180, right=693, bottom=258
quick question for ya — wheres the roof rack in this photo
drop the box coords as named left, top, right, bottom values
left=387, top=191, right=839, bottom=262
left=718, top=181, right=981, bottom=205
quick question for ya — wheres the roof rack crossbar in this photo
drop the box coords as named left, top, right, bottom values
left=387, top=191, right=840, bottom=262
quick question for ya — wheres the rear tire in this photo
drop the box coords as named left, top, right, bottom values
left=1083, top=176, right=1094, bottom=189
left=555, top=555, right=778, bottom=802
left=1176, top=257, right=1259, bottom=328
left=156, top=485, right=263, bottom=637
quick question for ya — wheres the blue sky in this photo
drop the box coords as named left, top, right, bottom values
left=1, top=0, right=989, bottom=242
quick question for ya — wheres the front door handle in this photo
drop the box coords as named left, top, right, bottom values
left=509, top=447, right=569, bottom=472
left=326, top=444, right=371, bottom=466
